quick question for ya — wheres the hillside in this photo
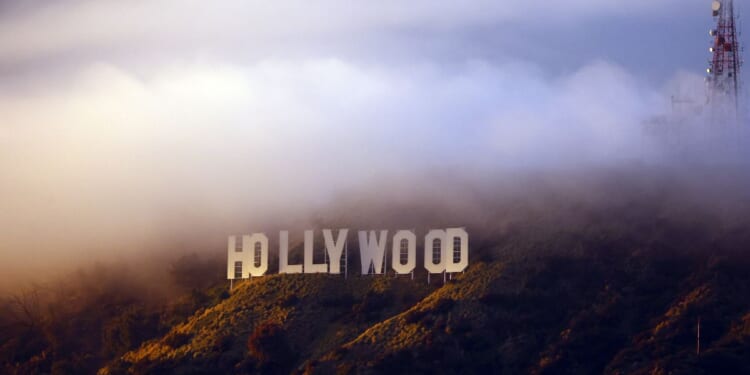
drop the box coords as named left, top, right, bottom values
left=103, top=245, right=750, bottom=374
left=4, top=168, right=750, bottom=374
left=107, top=168, right=750, bottom=374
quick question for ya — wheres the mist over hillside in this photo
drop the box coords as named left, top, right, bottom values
left=4, top=163, right=750, bottom=374
left=2, top=2, right=750, bottom=373
left=3, top=159, right=750, bottom=292
left=0, top=55, right=729, bottom=286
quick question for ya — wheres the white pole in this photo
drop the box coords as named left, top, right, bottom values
left=697, top=317, right=701, bottom=356
left=345, top=240, right=348, bottom=280
left=383, top=238, right=387, bottom=277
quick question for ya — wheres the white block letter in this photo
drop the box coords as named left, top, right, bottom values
left=304, top=230, right=327, bottom=274
left=227, top=235, right=252, bottom=279
left=246, top=233, right=269, bottom=277
left=323, top=229, right=348, bottom=274
left=445, top=228, right=469, bottom=273
left=391, top=230, right=416, bottom=274
left=279, top=231, right=302, bottom=274
left=424, top=229, right=447, bottom=274
left=358, top=230, right=388, bottom=274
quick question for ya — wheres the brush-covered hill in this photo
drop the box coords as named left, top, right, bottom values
left=103, top=238, right=750, bottom=374
left=4, top=167, right=750, bottom=374
left=104, top=168, right=750, bottom=374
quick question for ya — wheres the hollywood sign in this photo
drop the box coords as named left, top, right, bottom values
left=227, top=228, right=468, bottom=279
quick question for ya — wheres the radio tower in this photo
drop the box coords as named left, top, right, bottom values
left=707, top=0, right=742, bottom=119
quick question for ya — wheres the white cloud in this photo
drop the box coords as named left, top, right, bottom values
left=0, top=0, right=715, bottom=282
left=0, top=57, right=664, bottom=275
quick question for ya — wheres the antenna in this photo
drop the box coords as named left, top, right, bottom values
left=697, top=316, right=702, bottom=356
left=707, top=0, right=743, bottom=120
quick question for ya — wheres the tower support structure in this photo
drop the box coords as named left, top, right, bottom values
left=707, top=0, right=743, bottom=119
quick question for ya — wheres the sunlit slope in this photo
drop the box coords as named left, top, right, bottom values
left=104, top=241, right=750, bottom=375
left=103, top=270, right=435, bottom=374
left=101, top=169, right=750, bottom=374
left=309, top=253, right=750, bottom=374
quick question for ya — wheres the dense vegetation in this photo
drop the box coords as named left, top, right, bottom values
left=0, top=255, right=229, bottom=374
left=3, top=168, right=750, bottom=374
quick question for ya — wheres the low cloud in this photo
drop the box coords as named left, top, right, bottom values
left=0, top=57, right=671, bottom=279
left=0, top=0, right=745, bottom=286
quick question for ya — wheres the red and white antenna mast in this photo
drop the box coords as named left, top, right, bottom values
left=707, top=0, right=742, bottom=117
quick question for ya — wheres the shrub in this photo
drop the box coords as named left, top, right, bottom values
left=246, top=322, right=295, bottom=374
left=163, top=332, right=192, bottom=348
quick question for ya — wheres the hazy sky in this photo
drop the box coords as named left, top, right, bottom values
left=0, top=1, right=740, bottom=82
left=0, top=0, right=747, bottom=281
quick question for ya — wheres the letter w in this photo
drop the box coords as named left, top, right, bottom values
left=358, top=230, right=388, bottom=274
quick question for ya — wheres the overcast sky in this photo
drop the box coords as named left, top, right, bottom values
left=0, top=0, right=747, bottom=281
left=0, top=0, right=739, bottom=82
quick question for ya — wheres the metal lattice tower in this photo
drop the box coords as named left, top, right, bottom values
left=707, top=0, right=742, bottom=116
